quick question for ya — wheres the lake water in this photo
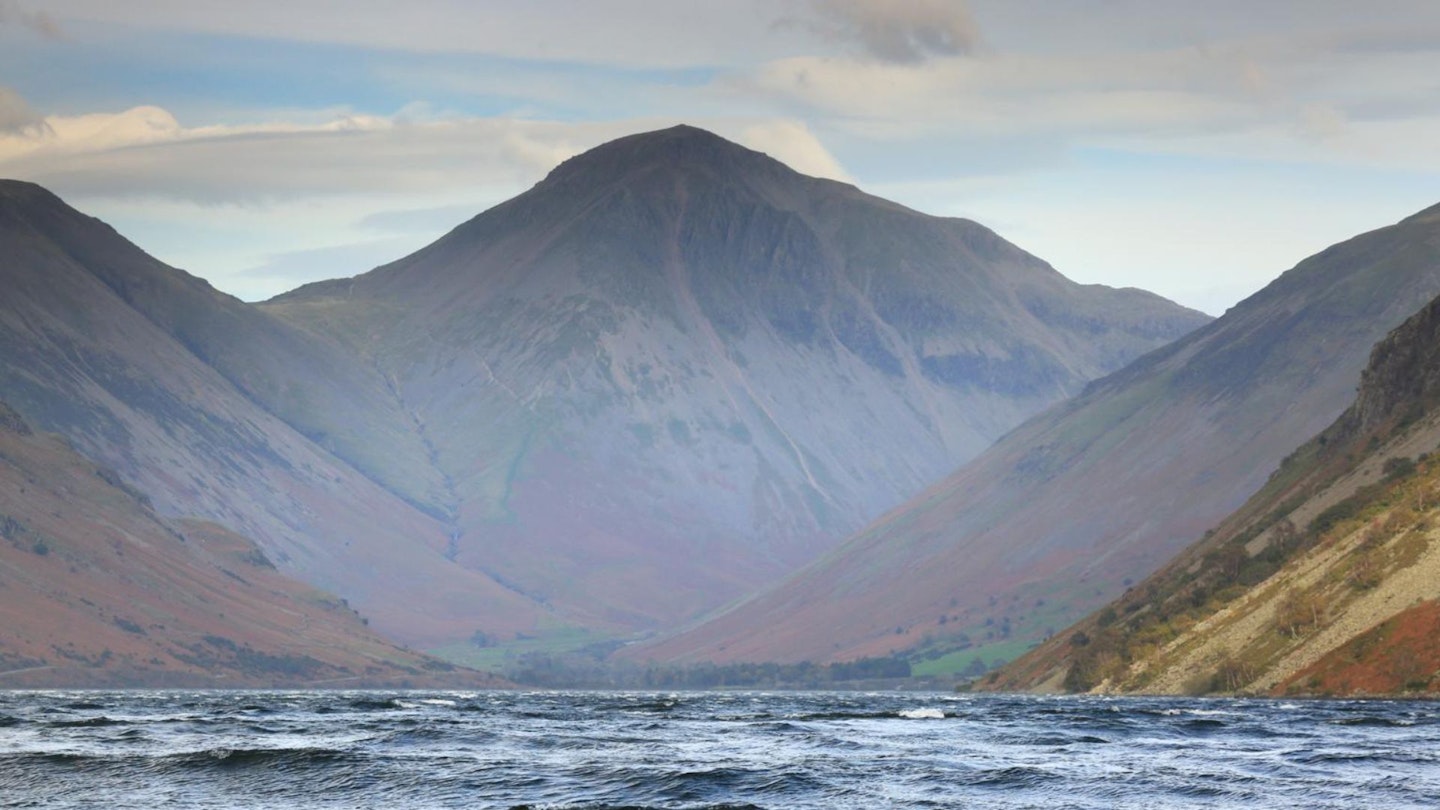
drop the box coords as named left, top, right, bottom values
left=1, top=690, right=1436, bottom=808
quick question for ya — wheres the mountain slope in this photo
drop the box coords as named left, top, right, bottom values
left=0, top=180, right=547, bottom=649
left=0, top=402, right=488, bottom=687
left=636, top=200, right=1440, bottom=667
left=987, top=290, right=1440, bottom=696
left=264, top=125, right=1208, bottom=632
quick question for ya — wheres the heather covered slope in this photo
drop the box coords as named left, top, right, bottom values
left=0, top=180, right=547, bottom=649
left=987, top=291, right=1440, bottom=696
left=637, top=201, right=1440, bottom=668
left=266, top=125, right=1208, bottom=631
left=0, top=403, right=488, bottom=687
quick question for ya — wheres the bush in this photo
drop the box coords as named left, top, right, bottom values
left=1383, top=456, right=1417, bottom=481
left=1212, top=656, right=1255, bottom=693
left=1348, top=551, right=1383, bottom=590
left=1275, top=587, right=1325, bottom=638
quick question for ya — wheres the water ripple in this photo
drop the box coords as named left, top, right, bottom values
left=0, top=691, right=1438, bottom=808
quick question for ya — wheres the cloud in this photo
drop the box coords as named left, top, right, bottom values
left=0, top=86, right=44, bottom=133
left=0, top=0, right=62, bottom=39
left=798, top=0, right=980, bottom=63
left=30, top=0, right=799, bottom=69
left=739, top=119, right=854, bottom=182
left=356, top=203, right=482, bottom=234
left=0, top=101, right=854, bottom=207
left=237, top=238, right=421, bottom=290
left=741, top=49, right=1268, bottom=142
left=0, top=107, right=599, bottom=202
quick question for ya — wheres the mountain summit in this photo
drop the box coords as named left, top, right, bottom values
left=265, top=125, right=1208, bottom=639
left=542, top=124, right=797, bottom=188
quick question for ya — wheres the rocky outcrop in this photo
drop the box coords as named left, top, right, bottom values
left=1345, top=294, right=1440, bottom=434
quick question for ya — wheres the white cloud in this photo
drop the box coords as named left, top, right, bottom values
left=729, top=17, right=1440, bottom=179
left=741, top=48, right=1271, bottom=139
left=0, top=93, right=854, bottom=205
left=0, top=106, right=605, bottom=202
left=739, top=119, right=853, bottom=182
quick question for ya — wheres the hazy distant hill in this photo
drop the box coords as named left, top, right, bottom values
left=987, top=287, right=1440, bottom=696
left=635, top=201, right=1440, bottom=669
left=0, top=180, right=546, bottom=650
left=264, top=125, right=1208, bottom=634
left=0, top=402, right=486, bottom=688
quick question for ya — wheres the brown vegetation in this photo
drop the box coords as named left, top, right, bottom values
left=0, top=404, right=501, bottom=688
left=984, top=291, right=1440, bottom=696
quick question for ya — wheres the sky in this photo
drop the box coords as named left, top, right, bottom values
left=2, top=1, right=1439, bottom=315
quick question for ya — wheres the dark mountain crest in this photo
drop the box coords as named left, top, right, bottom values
left=1338, top=293, right=1440, bottom=437
left=540, top=124, right=799, bottom=189
left=0, top=178, right=64, bottom=207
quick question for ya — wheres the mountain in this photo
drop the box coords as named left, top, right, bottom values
left=986, top=290, right=1440, bottom=696
left=0, top=402, right=488, bottom=687
left=634, top=201, right=1440, bottom=669
left=0, top=180, right=547, bottom=649
left=262, top=124, right=1208, bottom=635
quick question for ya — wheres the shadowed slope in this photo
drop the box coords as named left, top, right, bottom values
left=0, top=181, right=547, bottom=648
left=636, top=200, right=1440, bottom=666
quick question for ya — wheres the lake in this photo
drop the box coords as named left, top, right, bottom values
left=2, top=690, right=1436, bottom=808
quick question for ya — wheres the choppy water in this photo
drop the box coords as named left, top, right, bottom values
left=1, top=690, right=1437, bottom=809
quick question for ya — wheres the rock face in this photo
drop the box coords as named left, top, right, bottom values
left=1342, top=261, right=1440, bottom=435
left=986, top=290, right=1440, bottom=697
left=634, top=199, right=1440, bottom=667
left=264, top=125, right=1208, bottom=633
left=0, top=403, right=485, bottom=688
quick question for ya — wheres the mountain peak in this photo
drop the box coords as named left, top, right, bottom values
left=540, top=124, right=793, bottom=189
left=0, top=179, right=69, bottom=213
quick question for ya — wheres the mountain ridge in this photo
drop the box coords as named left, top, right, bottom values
left=260, top=124, right=1209, bottom=640
left=632, top=197, right=1440, bottom=669
left=0, top=177, right=551, bottom=650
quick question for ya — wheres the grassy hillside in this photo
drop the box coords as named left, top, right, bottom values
left=985, top=293, right=1440, bottom=696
